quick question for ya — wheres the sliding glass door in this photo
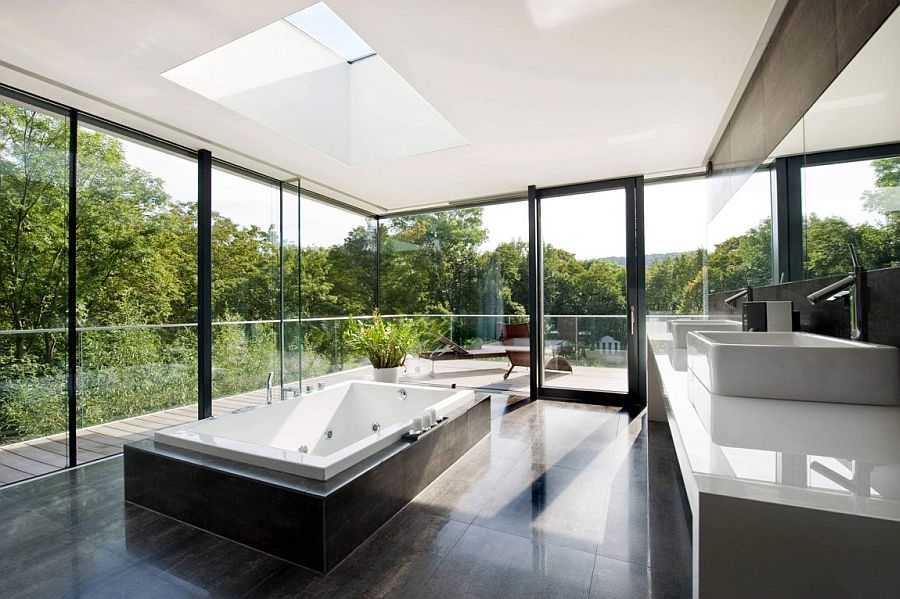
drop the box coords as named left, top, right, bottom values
left=533, top=178, right=643, bottom=402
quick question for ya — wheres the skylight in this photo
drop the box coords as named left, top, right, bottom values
left=162, top=3, right=467, bottom=166
left=284, top=2, right=375, bottom=63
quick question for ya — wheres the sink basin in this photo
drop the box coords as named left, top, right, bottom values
left=669, top=319, right=742, bottom=349
left=687, top=331, right=900, bottom=405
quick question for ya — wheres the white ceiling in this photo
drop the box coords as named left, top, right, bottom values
left=0, top=0, right=776, bottom=214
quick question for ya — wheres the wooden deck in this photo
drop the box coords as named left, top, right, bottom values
left=0, top=389, right=269, bottom=486
left=0, top=358, right=626, bottom=487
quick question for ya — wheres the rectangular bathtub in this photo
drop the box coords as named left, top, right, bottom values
left=154, top=380, right=474, bottom=481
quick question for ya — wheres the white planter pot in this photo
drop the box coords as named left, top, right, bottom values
left=372, top=366, right=401, bottom=384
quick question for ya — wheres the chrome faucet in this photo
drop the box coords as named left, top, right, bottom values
left=806, top=244, right=868, bottom=341
left=724, top=285, right=753, bottom=309
left=266, top=372, right=274, bottom=404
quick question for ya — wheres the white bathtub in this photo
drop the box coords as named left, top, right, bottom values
left=153, top=381, right=475, bottom=481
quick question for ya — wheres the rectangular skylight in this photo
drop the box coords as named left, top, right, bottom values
left=162, top=2, right=467, bottom=166
left=284, top=2, right=375, bottom=62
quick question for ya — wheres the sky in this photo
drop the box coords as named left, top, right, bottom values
left=123, top=137, right=887, bottom=260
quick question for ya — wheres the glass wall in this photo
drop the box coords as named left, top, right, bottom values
left=706, top=168, right=776, bottom=293
left=644, top=177, right=708, bottom=346
left=380, top=202, right=529, bottom=391
left=283, top=183, right=301, bottom=391
left=644, top=178, right=707, bottom=316
left=211, top=166, right=280, bottom=413
left=540, top=190, right=628, bottom=394
left=76, top=125, right=198, bottom=456
left=802, top=156, right=900, bottom=277
left=0, top=96, right=70, bottom=481
left=299, top=195, right=375, bottom=381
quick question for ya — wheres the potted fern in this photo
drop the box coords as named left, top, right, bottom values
left=344, top=312, right=421, bottom=384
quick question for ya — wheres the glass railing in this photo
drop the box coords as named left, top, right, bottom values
left=77, top=324, right=199, bottom=438
left=0, top=312, right=696, bottom=450
left=0, top=329, right=68, bottom=447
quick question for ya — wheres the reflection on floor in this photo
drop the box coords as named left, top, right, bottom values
left=0, top=397, right=691, bottom=598
left=321, top=356, right=629, bottom=395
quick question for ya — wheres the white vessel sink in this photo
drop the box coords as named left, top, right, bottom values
left=669, top=319, right=742, bottom=349
left=687, top=331, right=900, bottom=405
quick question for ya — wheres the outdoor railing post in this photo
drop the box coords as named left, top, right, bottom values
left=574, top=316, right=578, bottom=362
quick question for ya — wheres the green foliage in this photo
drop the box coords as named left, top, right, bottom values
left=646, top=249, right=705, bottom=314
left=343, top=312, right=429, bottom=369
left=3, top=97, right=899, bottom=449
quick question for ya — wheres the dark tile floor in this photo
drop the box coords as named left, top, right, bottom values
left=0, top=397, right=692, bottom=598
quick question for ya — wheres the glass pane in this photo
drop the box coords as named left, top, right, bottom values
left=802, top=156, right=900, bottom=277
left=706, top=169, right=775, bottom=293
left=76, top=127, right=197, bottom=460
left=0, top=97, right=70, bottom=482
left=379, top=203, right=529, bottom=392
left=644, top=178, right=708, bottom=341
left=284, top=2, right=375, bottom=62
left=211, top=168, right=280, bottom=414
left=299, top=195, right=376, bottom=384
left=283, top=183, right=301, bottom=395
left=541, top=190, right=628, bottom=393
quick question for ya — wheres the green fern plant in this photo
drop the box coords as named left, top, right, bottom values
left=343, top=312, right=421, bottom=369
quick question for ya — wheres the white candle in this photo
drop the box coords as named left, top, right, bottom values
left=413, top=415, right=423, bottom=432
left=427, top=408, right=438, bottom=426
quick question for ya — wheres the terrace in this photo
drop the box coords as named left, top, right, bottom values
left=0, top=313, right=634, bottom=485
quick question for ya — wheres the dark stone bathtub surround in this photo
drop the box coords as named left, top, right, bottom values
left=124, top=394, right=491, bottom=572
left=708, top=266, right=900, bottom=349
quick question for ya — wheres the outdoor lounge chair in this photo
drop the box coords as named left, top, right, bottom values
left=498, top=323, right=573, bottom=379
left=420, top=334, right=508, bottom=377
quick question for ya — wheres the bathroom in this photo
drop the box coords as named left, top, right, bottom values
left=0, top=1, right=899, bottom=597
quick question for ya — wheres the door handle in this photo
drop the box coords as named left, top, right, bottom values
left=630, top=306, right=636, bottom=336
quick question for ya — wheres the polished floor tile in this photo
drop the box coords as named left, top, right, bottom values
left=0, top=396, right=692, bottom=598
left=420, top=524, right=596, bottom=598
left=589, top=554, right=692, bottom=599
left=472, top=459, right=614, bottom=553
left=409, top=445, right=518, bottom=523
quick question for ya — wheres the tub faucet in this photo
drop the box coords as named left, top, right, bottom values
left=725, top=285, right=753, bottom=309
left=806, top=244, right=868, bottom=341
left=266, top=372, right=274, bottom=404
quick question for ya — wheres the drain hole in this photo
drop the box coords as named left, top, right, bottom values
left=324, top=430, right=333, bottom=440
left=372, top=422, right=381, bottom=432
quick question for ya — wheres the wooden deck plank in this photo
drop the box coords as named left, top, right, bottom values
left=22, top=438, right=71, bottom=461
left=143, top=411, right=193, bottom=422
left=0, top=448, right=58, bottom=475
left=77, top=429, right=131, bottom=446
left=75, top=448, right=109, bottom=463
left=90, top=423, right=146, bottom=443
left=76, top=447, right=121, bottom=464
left=128, top=415, right=181, bottom=428
left=100, top=421, right=154, bottom=435
left=2, top=443, right=68, bottom=468
left=0, top=463, right=31, bottom=485
left=73, top=434, right=122, bottom=453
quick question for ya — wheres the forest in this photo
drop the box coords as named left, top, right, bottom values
left=1, top=101, right=898, bottom=444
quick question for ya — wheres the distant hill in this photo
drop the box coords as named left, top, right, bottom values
left=591, top=252, right=691, bottom=267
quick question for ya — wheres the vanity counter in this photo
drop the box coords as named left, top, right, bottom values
left=649, top=332, right=900, bottom=597
left=651, top=337, right=900, bottom=521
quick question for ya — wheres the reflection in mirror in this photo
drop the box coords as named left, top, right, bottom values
left=705, top=169, right=776, bottom=292
left=773, top=7, right=900, bottom=280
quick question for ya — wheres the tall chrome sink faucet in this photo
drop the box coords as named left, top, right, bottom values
left=806, top=244, right=868, bottom=341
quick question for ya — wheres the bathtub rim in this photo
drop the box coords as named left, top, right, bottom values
left=153, top=380, right=476, bottom=481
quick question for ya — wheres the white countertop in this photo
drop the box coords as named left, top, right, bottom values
left=651, top=335, right=900, bottom=522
